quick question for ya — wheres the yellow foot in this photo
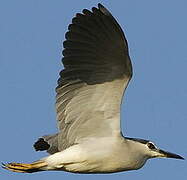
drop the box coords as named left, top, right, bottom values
left=2, top=161, right=47, bottom=173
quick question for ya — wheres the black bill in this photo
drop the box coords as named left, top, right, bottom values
left=158, top=149, right=184, bottom=160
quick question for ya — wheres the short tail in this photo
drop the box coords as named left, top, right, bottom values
left=2, top=160, right=47, bottom=173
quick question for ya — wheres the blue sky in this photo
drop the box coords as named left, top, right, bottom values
left=0, top=0, right=186, bottom=179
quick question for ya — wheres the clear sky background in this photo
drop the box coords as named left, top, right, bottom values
left=0, top=0, right=186, bottom=179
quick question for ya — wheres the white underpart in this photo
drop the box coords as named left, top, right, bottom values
left=42, top=137, right=148, bottom=173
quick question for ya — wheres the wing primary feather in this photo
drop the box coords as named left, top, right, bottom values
left=56, top=4, right=133, bottom=151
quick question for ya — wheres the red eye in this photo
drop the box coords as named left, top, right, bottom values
left=147, top=142, right=156, bottom=150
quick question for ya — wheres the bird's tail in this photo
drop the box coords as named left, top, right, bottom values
left=2, top=160, right=47, bottom=173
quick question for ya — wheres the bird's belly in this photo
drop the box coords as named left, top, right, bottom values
left=63, top=156, right=145, bottom=173
left=45, top=138, right=146, bottom=173
left=62, top=154, right=127, bottom=173
left=61, top=139, right=134, bottom=173
left=46, top=138, right=147, bottom=173
left=63, top=161, right=124, bottom=173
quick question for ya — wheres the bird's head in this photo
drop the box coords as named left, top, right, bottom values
left=126, top=137, right=184, bottom=160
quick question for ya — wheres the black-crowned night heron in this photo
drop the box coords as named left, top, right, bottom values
left=3, top=3, right=184, bottom=174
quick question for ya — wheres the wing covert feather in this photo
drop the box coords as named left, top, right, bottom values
left=56, top=4, right=132, bottom=150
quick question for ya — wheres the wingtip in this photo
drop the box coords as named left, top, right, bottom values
left=98, top=3, right=104, bottom=8
left=33, top=138, right=50, bottom=151
left=98, top=3, right=111, bottom=16
left=98, top=3, right=105, bottom=10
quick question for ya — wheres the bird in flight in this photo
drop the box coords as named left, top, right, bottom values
left=3, top=3, right=184, bottom=174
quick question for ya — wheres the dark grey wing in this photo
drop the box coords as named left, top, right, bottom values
left=56, top=4, right=132, bottom=151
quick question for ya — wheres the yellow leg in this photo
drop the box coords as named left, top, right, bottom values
left=2, top=160, right=47, bottom=173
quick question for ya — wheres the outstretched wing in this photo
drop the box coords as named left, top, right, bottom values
left=56, top=4, right=132, bottom=151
